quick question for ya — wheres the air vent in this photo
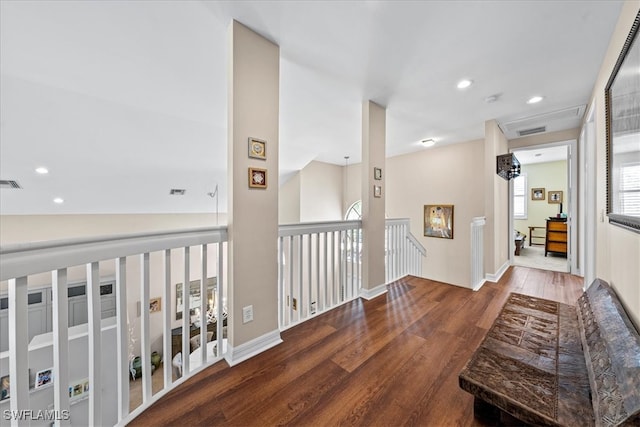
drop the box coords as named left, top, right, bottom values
left=518, top=126, right=546, bottom=137
left=501, top=105, right=586, bottom=132
left=169, top=189, right=186, bottom=195
left=0, top=180, right=22, bottom=189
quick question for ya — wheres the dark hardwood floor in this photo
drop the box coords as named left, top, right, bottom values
left=128, top=266, right=584, bottom=427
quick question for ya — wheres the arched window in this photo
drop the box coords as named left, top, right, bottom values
left=345, top=200, right=362, bottom=220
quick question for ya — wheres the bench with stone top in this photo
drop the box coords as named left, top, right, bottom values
left=459, top=278, right=640, bottom=426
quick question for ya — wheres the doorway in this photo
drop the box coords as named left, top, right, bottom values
left=509, top=142, right=576, bottom=273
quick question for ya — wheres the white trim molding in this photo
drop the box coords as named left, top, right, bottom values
left=360, top=283, right=389, bottom=300
left=224, top=329, right=282, bottom=367
left=486, top=261, right=509, bottom=283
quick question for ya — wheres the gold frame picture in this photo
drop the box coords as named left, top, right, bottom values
left=548, top=190, right=563, bottom=204
left=424, top=204, right=454, bottom=239
left=248, top=137, right=266, bottom=160
left=531, top=188, right=545, bottom=201
left=149, top=297, right=161, bottom=313
left=249, top=167, right=267, bottom=189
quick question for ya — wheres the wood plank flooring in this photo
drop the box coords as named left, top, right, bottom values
left=128, top=266, right=584, bottom=427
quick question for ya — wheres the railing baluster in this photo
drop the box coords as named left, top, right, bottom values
left=163, top=250, right=172, bottom=386
left=87, top=261, right=102, bottom=425
left=288, top=236, right=294, bottom=325
left=315, top=233, right=320, bottom=313
left=140, top=253, right=152, bottom=401
left=278, top=236, right=284, bottom=327
left=52, top=268, right=70, bottom=426
left=298, top=235, right=303, bottom=322
left=307, top=233, right=312, bottom=316
left=115, top=257, right=129, bottom=420
left=199, top=245, right=207, bottom=363
left=182, top=247, right=190, bottom=374
left=8, top=276, right=29, bottom=427
left=216, top=242, right=224, bottom=356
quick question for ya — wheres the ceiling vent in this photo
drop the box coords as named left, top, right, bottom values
left=169, top=189, right=186, bottom=195
left=518, top=126, right=546, bottom=137
left=0, top=180, right=22, bottom=189
left=500, top=105, right=586, bottom=134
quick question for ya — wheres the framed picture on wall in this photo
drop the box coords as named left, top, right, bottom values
left=35, top=368, right=53, bottom=389
left=548, top=191, right=563, bottom=204
left=424, top=205, right=454, bottom=239
left=531, top=188, right=545, bottom=200
left=248, top=137, right=266, bottom=160
left=249, top=167, right=267, bottom=189
left=149, top=297, right=161, bottom=313
left=1, top=375, right=9, bottom=401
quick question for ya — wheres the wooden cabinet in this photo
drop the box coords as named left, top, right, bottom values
left=545, top=219, right=567, bottom=256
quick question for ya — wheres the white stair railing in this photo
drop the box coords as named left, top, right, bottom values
left=385, top=218, right=427, bottom=282
left=0, top=227, right=228, bottom=426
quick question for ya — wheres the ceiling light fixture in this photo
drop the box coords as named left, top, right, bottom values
left=53, top=197, right=64, bottom=204
left=35, top=167, right=49, bottom=174
left=457, top=79, right=472, bottom=89
left=421, top=139, right=436, bottom=147
left=527, top=96, right=544, bottom=104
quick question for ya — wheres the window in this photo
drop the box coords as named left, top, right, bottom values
left=345, top=200, right=362, bottom=220
left=618, top=163, right=640, bottom=216
left=513, top=174, right=527, bottom=219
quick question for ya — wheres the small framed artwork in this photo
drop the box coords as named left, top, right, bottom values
left=1, top=375, right=9, bottom=401
left=424, top=204, right=454, bottom=239
left=249, top=168, right=267, bottom=189
left=374, top=185, right=382, bottom=198
left=149, top=297, right=161, bottom=313
left=531, top=188, right=545, bottom=201
left=35, top=368, right=53, bottom=389
left=248, top=137, right=266, bottom=160
left=548, top=190, right=563, bottom=204
left=374, top=167, right=382, bottom=180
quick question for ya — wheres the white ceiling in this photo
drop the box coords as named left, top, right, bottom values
left=0, top=1, right=624, bottom=215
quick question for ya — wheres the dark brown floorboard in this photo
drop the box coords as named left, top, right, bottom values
left=128, top=266, right=584, bottom=427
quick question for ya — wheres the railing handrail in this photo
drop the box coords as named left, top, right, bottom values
left=278, top=220, right=362, bottom=237
left=407, top=232, right=427, bottom=256
left=0, top=226, right=229, bottom=281
left=384, top=217, right=410, bottom=226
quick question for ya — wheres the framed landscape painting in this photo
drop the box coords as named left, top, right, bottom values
left=424, top=205, right=454, bottom=239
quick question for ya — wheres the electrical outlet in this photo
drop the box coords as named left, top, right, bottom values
left=292, top=298, right=297, bottom=310
left=242, top=305, right=253, bottom=323
left=310, top=301, right=317, bottom=315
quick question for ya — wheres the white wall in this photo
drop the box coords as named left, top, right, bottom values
left=279, top=172, right=301, bottom=224
left=588, top=1, right=640, bottom=327
left=387, top=139, right=486, bottom=288
left=300, top=161, right=343, bottom=222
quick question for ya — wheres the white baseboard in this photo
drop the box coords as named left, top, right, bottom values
left=224, top=329, right=282, bottom=367
left=472, top=279, right=486, bottom=291
left=486, top=260, right=509, bottom=283
left=359, top=283, right=388, bottom=300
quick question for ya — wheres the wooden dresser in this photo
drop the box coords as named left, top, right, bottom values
left=545, top=219, right=567, bottom=256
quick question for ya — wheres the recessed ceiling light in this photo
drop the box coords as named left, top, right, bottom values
left=35, top=167, right=49, bottom=174
left=53, top=197, right=64, bottom=204
left=457, top=79, right=473, bottom=89
left=421, top=139, right=436, bottom=147
left=527, top=96, right=544, bottom=104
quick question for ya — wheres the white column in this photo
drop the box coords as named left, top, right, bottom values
left=227, top=20, right=281, bottom=359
